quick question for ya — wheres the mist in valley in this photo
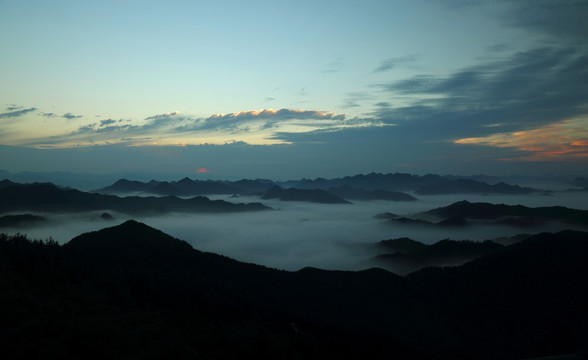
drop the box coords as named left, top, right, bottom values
left=4, top=190, right=588, bottom=272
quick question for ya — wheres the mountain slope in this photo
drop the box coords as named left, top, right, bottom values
left=0, top=182, right=271, bottom=214
left=1, top=222, right=587, bottom=359
left=424, top=200, right=588, bottom=225
left=284, top=172, right=541, bottom=194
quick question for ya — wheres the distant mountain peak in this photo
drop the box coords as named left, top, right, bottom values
left=178, top=177, right=194, bottom=184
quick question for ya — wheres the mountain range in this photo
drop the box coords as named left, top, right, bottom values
left=373, top=237, right=506, bottom=274
left=0, top=181, right=270, bottom=215
left=423, top=200, right=588, bottom=226
left=1, top=220, right=587, bottom=359
left=92, top=172, right=542, bottom=200
left=280, top=172, right=543, bottom=195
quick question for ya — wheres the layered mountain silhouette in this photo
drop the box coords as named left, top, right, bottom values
left=282, top=172, right=542, bottom=195
left=373, top=237, right=505, bottom=274
left=1, top=221, right=587, bottom=359
left=423, top=200, right=588, bottom=226
left=93, top=172, right=542, bottom=202
left=379, top=201, right=588, bottom=229
left=96, top=177, right=274, bottom=196
left=261, top=186, right=350, bottom=204
left=0, top=181, right=270, bottom=215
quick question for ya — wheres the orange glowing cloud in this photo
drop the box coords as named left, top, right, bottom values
left=196, top=168, right=210, bottom=173
left=454, top=118, right=588, bottom=161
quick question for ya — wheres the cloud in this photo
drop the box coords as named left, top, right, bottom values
left=99, top=119, right=117, bottom=126
left=0, top=107, right=37, bottom=119
left=22, top=107, right=351, bottom=148
left=503, top=0, right=588, bottom=42
left=143, top=111, right=189, bottom=129
left=454, top=117, right=588, bottom=161
left=375, top=45, right=588, bottom=139
left=180, top=109, right=346, bottom=132
left=62, top=113, right=83, bottom=120
left=40, top=112, right=84, bottom=120
left=433, top=0, right=588, bottom=42
left=322, top=58, right=345, bottom=74
left=145, top=111, right=180, bottom=121
left=196, top=168, right=210, bottom=173
left=341, top=92, right=373, bottom=109
left=373, top=55, right=419, bottom=73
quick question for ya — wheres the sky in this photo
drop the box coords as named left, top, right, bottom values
left=1, top=0, right=587, bottom=180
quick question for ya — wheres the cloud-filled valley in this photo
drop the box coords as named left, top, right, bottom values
left=5, top=183, right=587, bottom=273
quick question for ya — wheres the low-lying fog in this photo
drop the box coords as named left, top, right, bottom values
left=5, top=191, right=588, bottom=271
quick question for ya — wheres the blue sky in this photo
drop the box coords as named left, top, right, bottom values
left=1, top=0, right=587, bottom=179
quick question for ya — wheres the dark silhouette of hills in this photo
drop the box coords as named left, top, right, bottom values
left=406, top=230, right=588, bottom=359
left=0, top=214, right=47, bottom=228
left=387, top=215, right=469, bottom=228
left=377, top=237, right=427, bottom=252
left=1, top=222, right=587, bottom=359
left=282, top=172, right=542, bottom=195
left=424, top=200, right=588, bottom=226
left=328, top=185, right=417, bottom=201
left=94, top=172, right=543, bottom=198
left=99, top=212, right=114, bottom=220
left=261, top=186, right=350, bottom=204
left=0, top=179, right=17, bottom=189
left=96, top=177, right=274, bottom=196
left=381, top=201, right=588, bottom=229
left=0, top=182, right=270, bottom=215
left=373, top=238, right=504, bottom=274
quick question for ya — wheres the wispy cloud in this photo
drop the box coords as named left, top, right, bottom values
left=22, top=108, right=351, bottom=148
left=374, top=45, right=588, bottom=138
left=503, top=0, right=588, bottom=42
left=454, top=117, right=588, bottom=161
left=373, top=55, right=419, bottom=73
left=42, top=112, right=84, bottom=120
left=177, top=109, right=346, bottom=132
left=62, top=113, right=83, bottom=120
left=0, top=107, right=37, bottom=119
left=322, top=58, right=345, bottom=74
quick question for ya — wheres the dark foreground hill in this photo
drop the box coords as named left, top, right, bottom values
left=1, top=222, right=587, bottom=359
left=0, top=182, right=270, bottom=215
left=373, top=237, right=505, bottom=274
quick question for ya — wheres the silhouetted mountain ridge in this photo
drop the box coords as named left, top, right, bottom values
left=373, top=237, right=505, bottom=274
left=282, top=172, right=543, bottom=195
left=424, top=200, right=588, bottom=225
left=2, top=222, right=588, bottom=358
left=93, top=171, right=543, bottom=199
left=0, top=181, right=271, bottom=215
left=2, top=222, right=587, bottom=358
